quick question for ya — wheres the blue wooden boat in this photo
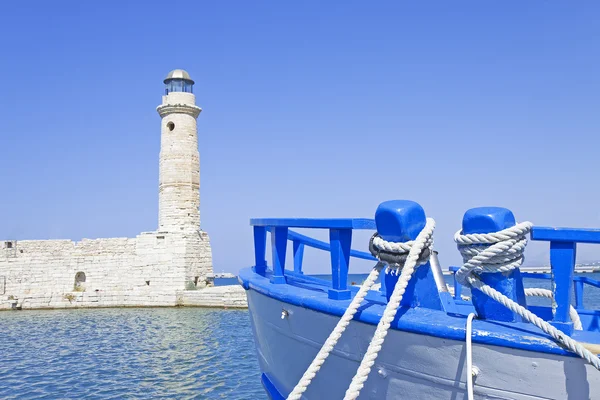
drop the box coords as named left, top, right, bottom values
left=238, top=200, right=600, bottom=399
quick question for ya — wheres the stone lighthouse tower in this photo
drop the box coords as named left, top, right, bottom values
left=156, top=69, right=213, bottom=288
left=157, top=69, right=202, bottom=232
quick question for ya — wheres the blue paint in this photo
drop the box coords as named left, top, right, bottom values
left=270, top=227, right=288, bottom=284
left=375, top=200, right=442, bottom=310
left=252, top=219, right=377, bottom=298
left=575, top=280, right=585, bottom=310
left=238, top=267, right=600, bottom=357
left=532, top=227, right=600, bottom=244
left=452, top=267, right=600, bottom=314
left=246, top=203, right=600, bottom=373
left=451, top=267, right=463, bottom=300
left=379, top=268, right=387, bottom=295
left=575, top=276, right=600, bottom=288
left=462, top=207, right=516, bottom=235
left=530, top=227, right=600, bottom=334
left=375, top=200, right=425, bottom=242
left=261, top=373, right=285, bottom=400
left=285, top=229, right=376, bottom=261
left=549, top=241, right=576, bottom=334
left=438, top=291, right=459, bottom=314
left=253, top=226, right=267, bottom=274
left=328, top=228, right=352, bottom=300
left=292, top=241, right=305, bottom=274
left=461, top=207, right=527, bottom=322
left=251, top=218, right=376, bottom=230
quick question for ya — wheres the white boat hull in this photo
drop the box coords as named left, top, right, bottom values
left=247, top=289, right=599, bottom=399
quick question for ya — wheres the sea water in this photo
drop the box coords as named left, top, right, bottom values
left=0, top=308, right=263, bottom=399
left=2, top=273, right=600, bottom=399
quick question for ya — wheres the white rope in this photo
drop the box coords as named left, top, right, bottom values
left=469, top=277, right=600, bottom=369
left=286, top=262, right=385, bottom=400
left=524, top=288, right=583, bottom=330
left=455, top=223, right=600, bottom=371
left=465, top=313, right=476, bottom=400
left=454, top=222, right=533, bottom=285
left=344, top=218, right=435, bottom=400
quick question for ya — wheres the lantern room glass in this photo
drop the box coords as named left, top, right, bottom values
left=165, top=79, right=193, bottom=94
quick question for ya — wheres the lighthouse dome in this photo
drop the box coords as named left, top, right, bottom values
left=164, top=69, right=194, bottom=84
left=164, top=69, right=194, bottom=94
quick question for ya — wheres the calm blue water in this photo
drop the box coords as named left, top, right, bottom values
left=0, top=308, right=264, bottom=399
left=214, top=278, right=239, bottom=286
left=2, top=273, right=600, bottom=399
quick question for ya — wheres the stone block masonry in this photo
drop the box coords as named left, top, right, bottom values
left=179, top=286, right=248, bottom=309
left=0, top=69, right=248, bottom=311
left=0, top=230, right=239, bottom=310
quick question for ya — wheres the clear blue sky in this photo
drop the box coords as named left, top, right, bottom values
left=1, top=2, right=599, bottom=273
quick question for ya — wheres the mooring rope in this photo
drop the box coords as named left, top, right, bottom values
left=286, top=262, right=385, bottom=400
left=524, top=288, right=583, bottom=330
left=290, top=218, right=596, bottom=400
left=343, top=218, right=435, bottom=400
left=287, top=219, right=435, bottom=400
left=455, top=223, right=600, bottom=371
left=465, top=312, right=477, bottom=400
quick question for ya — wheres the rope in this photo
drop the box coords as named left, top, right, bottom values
left=524, top=288, right=583, bottom=330
left=465, top=313, right=476, bottom=400
left=369, top=233, right=432, bottom=269
left=286, top=262, right=385, bottom=400
left=344, top=218, right=435, bottom=400
left=455, top=223, right=600, bottom=371
left=454, top=222, right=533, bottom=286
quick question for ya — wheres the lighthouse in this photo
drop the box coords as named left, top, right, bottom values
left=157, top=69, right=202, bottom=233
left=0, top=69, right=217, bottom=307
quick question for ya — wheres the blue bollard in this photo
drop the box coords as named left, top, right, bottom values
left=461, top=207, right=527, bottom=322
left=375, top=200, right=445, bottom=310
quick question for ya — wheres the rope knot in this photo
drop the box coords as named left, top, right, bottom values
left=454, top=222, right=533, bottom=286
left=369, top=219, right=435, bottom=275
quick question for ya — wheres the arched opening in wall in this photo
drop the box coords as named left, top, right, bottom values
left=74, top=272, right=86, bottom=292
left=167, top=121, right=175, bottom=131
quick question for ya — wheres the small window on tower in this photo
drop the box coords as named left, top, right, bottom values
left=167, top=122, right=175, bottom=131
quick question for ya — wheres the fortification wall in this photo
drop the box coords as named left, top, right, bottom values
left=0, top=230, right=219, bottom=310
left=0, top=237, right=139, bottom=295
left=179, top=286, right=248, bottom=309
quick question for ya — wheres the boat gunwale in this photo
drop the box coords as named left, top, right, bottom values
left=239, top=266, right=600, bottom=358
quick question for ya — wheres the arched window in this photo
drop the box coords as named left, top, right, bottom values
left=74, top=272, right=86, bottom=291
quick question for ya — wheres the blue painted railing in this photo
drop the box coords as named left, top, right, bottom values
left=531, top=227, right=600, bottom=334
left=448, top=225, right=600, bottom=333
left=251, top=218, right=377, bottom=300
left=450, top=266, right=600, bottom=311
left=251, top=215, right=600, bottom=331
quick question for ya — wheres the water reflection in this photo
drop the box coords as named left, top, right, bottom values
left=0, top=308, right=264, bottom=399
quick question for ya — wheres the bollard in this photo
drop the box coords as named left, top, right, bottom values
left=375, top=200, right=446, bottom=311
left=461, top=207, right=527, bottom=322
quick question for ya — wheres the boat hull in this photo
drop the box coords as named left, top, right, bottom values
left=246, top=289, right=599, bottom=400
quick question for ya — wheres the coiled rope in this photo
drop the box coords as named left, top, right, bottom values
left=455, top=222, right=600, bottom=372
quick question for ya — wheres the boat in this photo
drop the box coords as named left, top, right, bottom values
left=238, top=200, right=600, bottom=399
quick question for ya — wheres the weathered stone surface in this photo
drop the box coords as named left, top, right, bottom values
left=179, top=286, right=248, bottom=308
left=0, top=73, right=245, bottom=311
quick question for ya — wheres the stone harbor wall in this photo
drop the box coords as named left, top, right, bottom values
left=179, top=285, right=248, bottom=308
left=0, top=286, right=248, bottom=311
left=0, top=70, right=247, bottom=312
left=0, top=230, right=246, bottom=311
